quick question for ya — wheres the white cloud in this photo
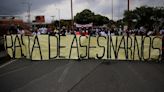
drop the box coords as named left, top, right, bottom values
left=73, top=0, right=89, bottom=16
left=17, top=0, right=164, bottom=22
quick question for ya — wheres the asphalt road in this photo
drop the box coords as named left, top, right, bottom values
left=0, top=59, right=164, bottom=92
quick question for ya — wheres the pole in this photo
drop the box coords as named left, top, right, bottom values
left=112, top=0, right=113, bottom=20
left=127, top=0, right=130, bottom=36
left=71, top=0, right=73, bottom=29
left=27, top=1, right=31, bottom=23
left=21, top=1, right=31, bottom=23
left=51, top=16, right=55, bottom=23
left=57, top=9, right=61, bottom=31
left=128, top=0, right=130, bottom=11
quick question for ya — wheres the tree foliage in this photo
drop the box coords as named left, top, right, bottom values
left=123, top=6, right=164, bottom=30
left=74, top=9, right=109, bottom=26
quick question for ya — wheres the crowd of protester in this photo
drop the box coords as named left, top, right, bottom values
left=7, top=24, right=164, bottom=36
left=73, top=26, right=164, bottom=36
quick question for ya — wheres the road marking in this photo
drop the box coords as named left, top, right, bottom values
left=58, top=62, right=73, bottom=83
left=0, top=63, right=36, bottom=77
left=0, top=59, right=16, bottom=69
left=12, top=62, right=71, bottom=92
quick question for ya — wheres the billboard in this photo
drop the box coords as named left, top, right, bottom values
left=35, top=16, right=45, bottom=23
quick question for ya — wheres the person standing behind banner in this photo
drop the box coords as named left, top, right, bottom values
left=160, top=27, right=164, bottom=35
left=32, top=27, right=41, bottom=35
left=9, top=25, right=17, bottom=34
left=17, top=27, right=25, bottom=35
left=160, top=27, right=164, bottom=60
left=47, top=27, right=52, bottom=35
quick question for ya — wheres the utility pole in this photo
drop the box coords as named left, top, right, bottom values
left=22, top=0, right=32, bottom=23
left=112, top=0, right=113, bottom=20
left=26, top=0, right=32, bottom=23
left=27, top=3, right=31, bottom=23
left=71, top=0, right=74, bottom=31
left=128, top=0, right=130, bottom=11
left=127, top=0, right=130, bottom=36
left=57, top=9, right=61, bottom=30
left=51, top=16, right=55, bottom=23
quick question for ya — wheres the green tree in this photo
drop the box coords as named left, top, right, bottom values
left=123, top=6, right=164, bottom=30
left=74, top=9, right=109, bottom=26
left=74, top=9, right=94, bottom=24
